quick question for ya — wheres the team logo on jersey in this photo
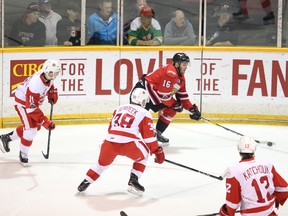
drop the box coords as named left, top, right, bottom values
left=162, top=95, right=170, bottom=100
left=171, top=83, right=181, bottom=95
left=171, top=89, right=178, bottom=95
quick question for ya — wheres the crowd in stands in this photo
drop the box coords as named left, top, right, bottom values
left=4, top=0, right=282, bottom=47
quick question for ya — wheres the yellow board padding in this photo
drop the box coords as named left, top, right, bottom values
left=2, top=46, right=288, bottom=53
left=1, top=113, right=287, bottom=128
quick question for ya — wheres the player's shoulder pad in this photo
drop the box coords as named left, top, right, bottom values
left=165, top=65, right=178, bottom=79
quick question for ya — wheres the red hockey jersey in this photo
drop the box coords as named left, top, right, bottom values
left=144, top=64, right=193, bottom=109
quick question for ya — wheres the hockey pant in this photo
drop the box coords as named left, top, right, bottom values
left=85, top=140, right=149, bottom=183
left=158, top=107, right=177, bottom=126
left=239, top=0, right=272, bottom=15
left=13, top=105, right=41, bottom=155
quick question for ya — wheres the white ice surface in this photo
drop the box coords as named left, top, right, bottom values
left=0, top=123, right=288, bottom=216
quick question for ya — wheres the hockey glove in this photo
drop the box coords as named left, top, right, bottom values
left=154, top=147, right=165, bottom=164
left=189, top=104, right=201, bottom=121
left=219, top=204, right=230, bottom=216
left=40, top=116, right=55, bottom=130
left=47, top=85, right=58, bottom=104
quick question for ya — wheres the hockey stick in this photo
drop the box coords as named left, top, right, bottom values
left=4, top=34, right=23, bottom=45
left=196, top=210, right=240, bottom=216
left=120, top=211, right=128, bottom=216
left=164, top=159, right=223, bottom=180
left=201, top=117, right=275, bottom=147
left=42, top=101, right=54, bottom=159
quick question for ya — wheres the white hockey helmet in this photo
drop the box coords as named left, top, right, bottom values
left=237, top=136, right=257, bottom=153
left=42, top=59, right=61, bottom=80
left=130, top=88, right=150, bottom=108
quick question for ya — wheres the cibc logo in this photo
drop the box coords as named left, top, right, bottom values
left=10, top=59, right=45, bottom=96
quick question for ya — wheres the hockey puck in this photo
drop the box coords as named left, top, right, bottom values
left=120, top=211, right=128, bottom=216
left=267, top=142, right=273, bottom=147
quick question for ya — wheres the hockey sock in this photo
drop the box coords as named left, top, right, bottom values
left=261, top=0, right=272, bottom=14
left=239, top=0, right=248, bottom=15
left=156, top=119, right=169, bottom=133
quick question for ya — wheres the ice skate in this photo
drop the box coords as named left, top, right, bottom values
left=263, top=12, right=275, bottom=25
left=127, top=173, right=144, bottom=196
left=0, top=133, right=12, bottom=153
left=77, top=179, right=90, bottom=192
left=19, top=151, right=28, bottom=167
left=157, top=131, right=169, bottom=147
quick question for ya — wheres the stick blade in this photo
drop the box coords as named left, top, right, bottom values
left=120, top=211, right=128, bottom=216
left=218, top=176, right=224, bottom=180
left=42, top=151, right=49, bottom=159
left=256, top=140, right=276, bottom=147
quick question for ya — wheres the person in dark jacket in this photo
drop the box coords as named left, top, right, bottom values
left=56, top=1, right=81, bottom=46
left=8, top=2, right=46, bottom=47
left=206, top=3, right=238, bottom=46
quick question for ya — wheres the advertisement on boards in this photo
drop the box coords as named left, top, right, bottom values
left=1, top=50, right=288, bottom=119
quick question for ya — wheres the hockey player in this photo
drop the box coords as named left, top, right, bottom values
left=219, top=136, right=288, bottom=216
left=0, top=59, right=61, bottom=166
left=77, top=88, right=165, bottom=196
left=233, top=0, right=275, bottom=25
left=129, top=52, right=201, bottom=146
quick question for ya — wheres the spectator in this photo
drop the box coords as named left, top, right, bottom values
left=123, top=0, right=149, bottom=45
left=87, top=0, right=117, bottom=45
left=219, top=136, right=288, bottom=215
left=8, top=2, right=46, bottom=46
left=233, top=0, right=275, bottom=25
left=128, top=5, right=162, bottom=46
left=164, top=9, right=196, bottom=45
left=206, top=3, right=238, bottom=46
left=0, top=59, right=61, bottom=166
left=56, top=1, right=81, bottom=46
left=38, top=0, right=62, bottom=45
left=129, top=53, right=201, bottom=146
left=77, top=88, right=165, bottom=196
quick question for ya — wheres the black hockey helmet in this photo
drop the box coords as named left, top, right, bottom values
left=172, top=53, right=190, bottom=64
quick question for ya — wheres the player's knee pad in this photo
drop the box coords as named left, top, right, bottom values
left=23, top=127, right=38, bottom=141
left=91, top=161, right=110, bottom=175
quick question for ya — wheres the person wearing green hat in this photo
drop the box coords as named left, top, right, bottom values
left=128, top=5, right=162, bottom=46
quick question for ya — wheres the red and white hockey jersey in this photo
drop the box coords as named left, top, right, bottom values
left=225, top=157, right=288, bottom=215
left=106, top=103, right=158, bottom=154
left=14, top=70, right=54, bottom=122
left=144, top=64, right=193, bottom=109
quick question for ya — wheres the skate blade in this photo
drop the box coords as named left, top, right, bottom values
left=158, top=142, right=169, bottom=147
left=0, top=144, right=6, bottom=153
left=127, top=186, right=143, bottom=196
left=264, top=20, right=275, bottom=25
left=19, top=161, right=29, bottom=167
left=75, top=191, right=85, bottom=196
left=233, top=16, right=249, bottom=20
